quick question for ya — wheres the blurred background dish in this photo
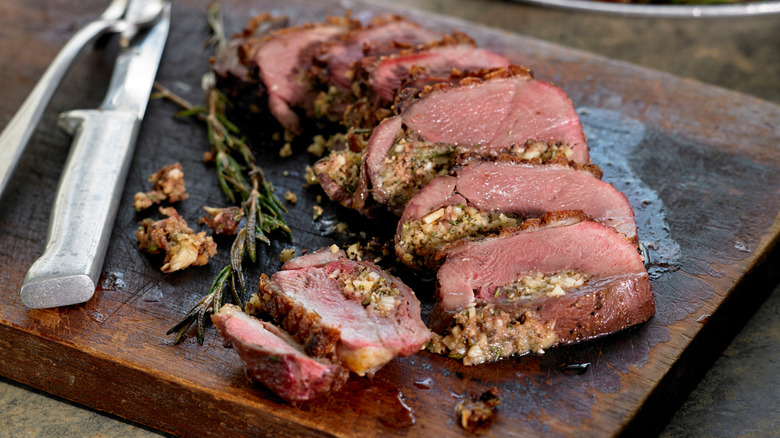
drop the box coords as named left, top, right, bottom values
left=511, top=0, right=780, bottom=17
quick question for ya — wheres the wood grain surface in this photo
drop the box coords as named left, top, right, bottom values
left=1, top=1, right=779, bottom=437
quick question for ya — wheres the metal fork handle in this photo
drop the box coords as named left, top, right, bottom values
left=0, top=18, right=120, bottom=199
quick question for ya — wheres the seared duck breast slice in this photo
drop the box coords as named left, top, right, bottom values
left=255, top=248, right=431, bottom=376
left=396, top=158, right=637, bottom=269
left=363, top=67, right=589, bottom=214
left=212, top=304, right=349, bottom=402
left=429, top=213, right=653, bottom=364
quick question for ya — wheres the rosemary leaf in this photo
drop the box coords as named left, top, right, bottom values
left=230, top=228, right=247, bottom=298
left=174, top=107, right=207, bottom=118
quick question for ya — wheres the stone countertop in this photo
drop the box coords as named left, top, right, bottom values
left=1, top=0, right=778, bottom=436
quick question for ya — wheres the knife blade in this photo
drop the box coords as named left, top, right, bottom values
left=20, top=1, right=171, bottom=309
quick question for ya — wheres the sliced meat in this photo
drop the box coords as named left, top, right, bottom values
left=359, top=34, right=512, bottom=110
left=338, top=33, right=512, bottom=129
left=280, top=245, right=344, bottom=270
left=396, top=157, right=637, bottom=269
left=253, top=17, right=357, bottom=133
left=254, top=248, right=431, bottom=376
left=362, top=66, right=589, bottom=214
left=393, top=66, right=588, bottom=162
left=315, top=15, right=444, bottom=91
left=314, top=150, right=372, bottom=213
left=311, top=16, right=446, bottom=124
left=212, top=304, right=348, bottom=402
left=211, top=13, right=290, bottom=90
left=429, top=212, right=653, bottom=365
left=211, top=14, right=290, bottom=116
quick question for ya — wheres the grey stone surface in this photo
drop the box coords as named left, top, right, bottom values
left=660, top=283, right=780, bottom=437
left=0, top=377, right=168, bottom=438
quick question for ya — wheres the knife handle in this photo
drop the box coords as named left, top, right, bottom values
left=0, top=20, right=119, bottom=200
left=20, top=110, right=139, bottom=309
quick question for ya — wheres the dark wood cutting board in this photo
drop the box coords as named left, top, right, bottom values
left=1, top=1, right=779, bottom=437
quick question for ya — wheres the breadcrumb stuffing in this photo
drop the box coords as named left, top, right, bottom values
left=316, top=149, right=363, bottom=193
left=427, top=304, right=558, bottom=365
left=397, top=204, right=520, bottom=269
left=328, top=264, right=401, bottom=316
left=133, top=163, right=189, bottom=211
left=136, top=207, right=217, bottom=273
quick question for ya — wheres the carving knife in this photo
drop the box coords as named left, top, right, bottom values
left=20, top=1, right=171, bottom=309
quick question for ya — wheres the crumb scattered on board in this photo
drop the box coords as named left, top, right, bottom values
left=279, top=142, right=292, bottom=157
left=304, top=165, right=318, bottom=185
left=199, top=206, right=241, bottom=235
left=136, top=207, right=217, bottom=273
left=342, top=238, right=391, bottom=263
left=306, top=134, right=326, bottom=157
left=133, top=163, right=189, bottom=211
left=280, top=248, right=296, bottom=263
left=284, top=191, right=297, bottom=204
left=456, top=387, right=501, bottom=433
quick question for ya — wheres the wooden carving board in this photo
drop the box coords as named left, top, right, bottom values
left=1, top=1, right=778, bottom=436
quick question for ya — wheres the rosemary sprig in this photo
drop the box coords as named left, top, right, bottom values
left=204, top=2, right=227, bottom=54
left=157, top=3, right=292, bottom=344
left=155, top=77, right=291, bottom=344
left=157, top=79, right=292, bottom=343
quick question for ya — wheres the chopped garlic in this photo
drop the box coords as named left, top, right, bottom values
left=547, top=284, right=566, bottom=297
left=422, top=208, right=445, bottom=224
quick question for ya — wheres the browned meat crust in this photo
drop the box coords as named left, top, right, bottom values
left=257, top=273, right=341, bottom=358
left=427, top=211, right=653, bottom=364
